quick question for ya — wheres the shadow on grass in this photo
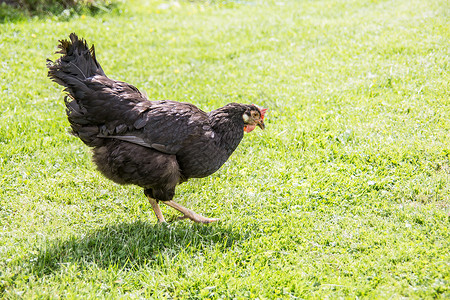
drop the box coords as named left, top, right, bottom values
left=31, top=221, right=240, bottom=276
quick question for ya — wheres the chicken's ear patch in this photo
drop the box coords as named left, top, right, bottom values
left=242, top=113, right=250, bottom=123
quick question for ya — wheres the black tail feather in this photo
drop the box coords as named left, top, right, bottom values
left=47, top=33, right=108, bottom=147
left=47, top=33, right=105, bottom=96
left=47, top=33, right=149, bottom=148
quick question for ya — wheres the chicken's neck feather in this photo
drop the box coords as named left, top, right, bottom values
left=208, top=103, right=247, bottom=156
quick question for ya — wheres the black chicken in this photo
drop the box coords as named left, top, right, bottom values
left=47, top=33, right=266, bottom=223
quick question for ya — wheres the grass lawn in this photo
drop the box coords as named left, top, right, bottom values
left=1, top=0, right=449, bottom=298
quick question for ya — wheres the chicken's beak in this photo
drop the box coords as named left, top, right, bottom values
left=257, top=119, right=265, bottom=130
left=257, top=107, right=267, bottom=130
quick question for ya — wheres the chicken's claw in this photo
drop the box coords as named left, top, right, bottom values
left=163, top=200, right=219, bottom=224
left=178, top=214, right=220, bottom=224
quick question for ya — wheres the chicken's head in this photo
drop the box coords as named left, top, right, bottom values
left=243, top=105, right=267, bottom=133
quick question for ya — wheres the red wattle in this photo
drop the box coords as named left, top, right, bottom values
left=244, top=124, right=256, bottom=133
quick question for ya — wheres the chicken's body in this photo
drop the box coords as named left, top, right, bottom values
left=47, top=33, right=266, bottom=223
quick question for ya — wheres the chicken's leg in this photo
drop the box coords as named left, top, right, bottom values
left=163, top=200, right=219, bottom=224
left=147, top=196, right=167, bottom=223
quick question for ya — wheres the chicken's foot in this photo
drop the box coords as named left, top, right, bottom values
left=147, top=196, right=167, bottom=223
left=163, top=200, right=219, bottom=224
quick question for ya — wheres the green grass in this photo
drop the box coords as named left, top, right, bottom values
left=1, top=0, right=449, bottom=298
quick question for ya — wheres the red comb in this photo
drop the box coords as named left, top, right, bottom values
left=260, top=107, right=268, bottom=119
